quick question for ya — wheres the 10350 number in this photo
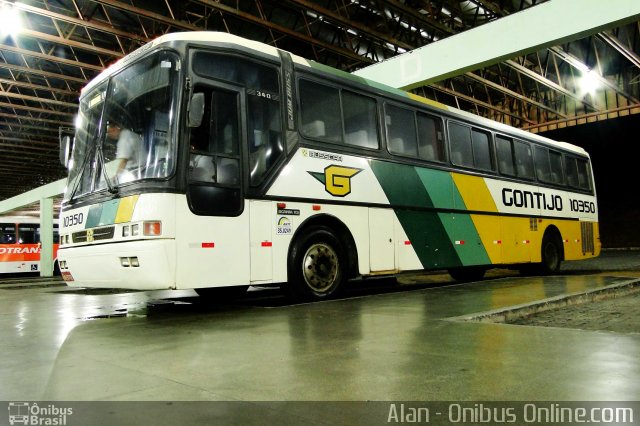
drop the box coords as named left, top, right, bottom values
left=63, top=213, right=84, bottom=227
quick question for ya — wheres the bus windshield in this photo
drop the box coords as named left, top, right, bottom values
left=66, top=50, right=181, bottom=201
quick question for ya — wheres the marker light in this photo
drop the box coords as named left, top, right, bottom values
left=143, top=221, right=162, bottom=236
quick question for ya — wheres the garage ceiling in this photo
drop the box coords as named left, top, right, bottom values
left=0, top=0, right=638, bottom=202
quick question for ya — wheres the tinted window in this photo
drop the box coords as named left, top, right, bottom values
left=386, top=104, right=417, bottom=156
left=1, top=223, right=15, bottom=244
left=534, top=145, right=551, bottom=182
left=299, top=79, right=342, bottom=143
left=534, top=146, right=564, bottom=184
left=514, top=140, right=534, bottom=179
left=576, top=158, right=591, bottom=190
left=549, top=150, right=564, bottom=185
left=472, top=129, right=493, bottom=171
left=18, top=224, right=39, bottom=244
left=448, top=122, right=473, bottom=167
left=193, top=53, right=283, bottom=186
left=189, top=89, right=241, bottom=187
left=247, top=93, right=283, bottom=186
left=343, top=91, right=379, bottom=149
left=417, top=113, right=444, bottom=162
left=565, top=156, right=579, bottom=187
left=193, top=53, right=279, bottom=93
left=496, top=135, right=515, bottom=176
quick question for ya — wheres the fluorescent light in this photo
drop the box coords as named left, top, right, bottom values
left=579, top=69, right=600, bottom=96
left=0, top=3, right=23, bottom=37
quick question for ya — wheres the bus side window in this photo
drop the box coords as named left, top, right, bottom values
left=514, top=139, right=534, bottom=179
left=417, top=113, right=444, bottom=162
left=248, top=88, right=283, bottom=186
left=342, top=91, right=379, bottom=149
left=448, top=122, right=473, bottom=168
left=18, top=224, right=39, bottom=244
left=548, top=150, right=564, bottom=185
left=385, top=103, right=417, bottom=157
left=534, top=145, right=551, bottom=183
left=1, top=223, right=16, bottom=244
left=576, top=158, right=591, bottom=190
left=565, top=156, right=579, bottom=187
left=299, top=79, right=342, bottom=143
left=496, top=135, right=516, bottom=176
left=471, top=128, right=493, bottom=171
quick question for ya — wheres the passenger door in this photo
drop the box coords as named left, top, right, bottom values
left=177, top=83, right=250, bottom=289
left=187, top=85, right=243, bottom=217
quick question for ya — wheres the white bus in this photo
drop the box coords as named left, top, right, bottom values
left=57, top=32, right=599, bottom=300
left=0, top=216, right=59, bottom=274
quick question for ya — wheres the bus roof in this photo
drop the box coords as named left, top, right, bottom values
left=84, top=31, right=588, bottom=157
left=0, top=216, right=40, bottom=224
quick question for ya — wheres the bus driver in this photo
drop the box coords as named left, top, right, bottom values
left=106, top=119, right=144, bottom=176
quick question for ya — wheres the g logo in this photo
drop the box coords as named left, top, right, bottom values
left=309, top=165, right=362, bottom=197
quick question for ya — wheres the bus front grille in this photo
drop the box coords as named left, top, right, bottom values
left=72, top=226, right=115, bottom=243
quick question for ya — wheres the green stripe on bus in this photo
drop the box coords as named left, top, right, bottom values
left=370, top=160, right=462, bottom=268
left=440, top=212, right=491, bottom=266
left=99, top=199, right=120, bottom=226
left=370, top=161, right=434, bottom=208
left=415, top=167, right=455, bottom=209
left=85, top=205, right=102, bottom=228
left=85, top=198, right=125, bottom=228
left=396, top=210, right=462, bottom=269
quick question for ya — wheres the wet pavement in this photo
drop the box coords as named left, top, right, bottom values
left=0, top=250, right=639, bottom=422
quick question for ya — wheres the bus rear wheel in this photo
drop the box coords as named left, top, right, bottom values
left=195, top=285, right=249, bottom=300
left=288, top=226, right=346, bottom=302
left=448, top=266, right=486, bottom=282
left=538, top=234, right=563, bottom=275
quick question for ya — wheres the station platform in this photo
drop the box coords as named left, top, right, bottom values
left=1, top=251, right=639, bottom=423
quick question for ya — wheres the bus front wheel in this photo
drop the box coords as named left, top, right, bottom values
left=288, top=226, right=346, bottom=301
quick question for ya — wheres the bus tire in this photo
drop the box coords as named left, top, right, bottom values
left=537, top=233, right=563, bottom=275
left=448, top=266, right=486, bottom=282
left=288, top=225, right=345, bottom=302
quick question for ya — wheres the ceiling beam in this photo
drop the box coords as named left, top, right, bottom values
left=12, top=1, right=149, bottom=44
left=18, top=28, right=125, bottom=58
left=0, top=43, right=104, bottom=72
left=0, top=62, right=88, bottom=84
left=353, top=0, right=640, bottom=89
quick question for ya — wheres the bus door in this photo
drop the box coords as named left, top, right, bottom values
left=180, top=83, right=251, bottom=288
left=369, top=208, right=396, bottom=272
left=500, top=216, right=532, bottom=264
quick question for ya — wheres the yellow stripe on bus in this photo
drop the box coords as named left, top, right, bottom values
left=115, top=195, right=139, bottom=223
left=452, top=174, right=498, bottom=212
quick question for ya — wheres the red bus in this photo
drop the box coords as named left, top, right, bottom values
left=0, top=216, right=59, bottom=273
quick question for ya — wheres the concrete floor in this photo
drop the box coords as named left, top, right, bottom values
left=1, top=251, right=640, bottom=422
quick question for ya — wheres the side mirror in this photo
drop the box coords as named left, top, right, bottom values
left=188, top=92, right=205, bottom=128
left=59, top=128, right=74, bottom=168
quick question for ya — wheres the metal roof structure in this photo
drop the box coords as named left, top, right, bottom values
left=0, top=0, right=639, bottom=204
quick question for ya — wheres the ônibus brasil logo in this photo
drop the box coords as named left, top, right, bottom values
left=308, top=165, right=362, bottom=197
left=7, top=402, right=73, bottom=425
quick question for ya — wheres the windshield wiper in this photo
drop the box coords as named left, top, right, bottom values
left=97, top=143, right=118, bottom=194
left=67, top=147, right=94, bottom=202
